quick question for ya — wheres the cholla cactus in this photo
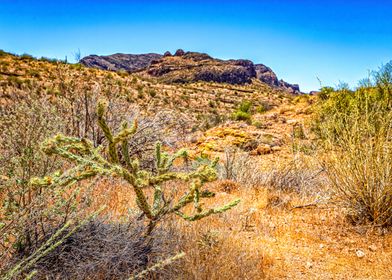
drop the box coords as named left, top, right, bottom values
left=31, top=100, right=240, bottom=234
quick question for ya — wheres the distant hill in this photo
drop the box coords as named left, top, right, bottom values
left=81, top=49, right=300, bottom=93
left=80, top=53, right=162, bottom=72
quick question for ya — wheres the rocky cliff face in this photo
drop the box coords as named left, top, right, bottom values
left=80, top=53, right=162, bottom=72
left=80, top=50, right=300, bottom=93
left=255, top=64, right=300, bottom=94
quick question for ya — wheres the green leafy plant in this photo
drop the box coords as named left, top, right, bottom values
left=31, top=100, right=240, bottom=234
left=232, top=100, right=252, bottom=122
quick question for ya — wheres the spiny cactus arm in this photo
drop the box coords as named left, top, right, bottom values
left=96, top=101, right=113, bottom=142
left=149, top=172, right=189, bottom=185
left=96, top=101, right=119, bottom=163
left=152, top=185, right=163, bottom=215
left=120, top=123, right=132, bottom=168
left=130, top=252, right=186, bottom=280
left=42, top=135, right=92, bottom=156
left=164, top=148, right=188, bottom=171
left=30, top=165, right=98, bottom=189
left=210, top=157, right=219, bottom=168
left=155, top=142, right=188, bottom=173
left=192, top=180, right=202, bottom=213
left=120, top=168, right=153, bottom=219
left=148, top=164, right=217, bottom=186
left=170, top=189, right=215, bottom=213
left=155, top=142, right=163, bottom=173
left=113, top=120, right=138, bottom=144
left=41, top=135, right=107, bottom=167
left=175, top=199, right=240, bottom=221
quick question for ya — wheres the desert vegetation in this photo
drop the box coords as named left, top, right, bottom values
left=1, top=51, right=392, bottom=279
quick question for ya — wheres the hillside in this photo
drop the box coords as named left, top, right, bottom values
left=81, top=49, right=301, bottom=93
left=1, top=51, right=392, bottom=280
left=0, top=51, right=297, bottom=131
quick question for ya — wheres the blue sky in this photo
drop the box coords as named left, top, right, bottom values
left=1, top=0, right=391, bottom=92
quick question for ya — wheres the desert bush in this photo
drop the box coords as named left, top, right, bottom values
left=219, top=148, right=325, bottom=193
left=219, top=148, right=265, bottom=187
left=170, top=224, right=265, bottom=279
left=232, top=100, right=252, bottom=122
left=0, top=96, right=74, bottom=264
left=232, top=110, right=251, bottom=122
left=0, top=49, right=7, bottom=57
left=256, top=102, right=271, bottom=113
left=238, top=100, right=252, bottom=113
left=7, top=217, right=181, bottom=280
left=315, top=61, right=392, bottom=226
left=265, top=159, right=325, bottom=194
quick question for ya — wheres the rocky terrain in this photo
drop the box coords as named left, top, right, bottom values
left=80, top=53, right=162, bottom=72
left=81, top=49, right=301, bottom=93
left=1, top=50, right=392, bottom=280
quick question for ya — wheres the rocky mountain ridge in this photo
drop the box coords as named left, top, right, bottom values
left=81, top=49, right=300, bottom=93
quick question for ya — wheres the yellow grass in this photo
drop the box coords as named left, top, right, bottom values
left=88, top=178, right=392, bottom=279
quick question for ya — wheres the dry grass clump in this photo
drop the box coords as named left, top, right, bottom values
left=219, top=148, right=325, bottom=195
left=213, top=179, right=241, bottom=193
left=219, top=148, right=265, bottom=186
left=10, top=218, right=180, bottom=280
left=265, top=158, right=325, bottom=194
left=175, top=226, right=265, bottom=279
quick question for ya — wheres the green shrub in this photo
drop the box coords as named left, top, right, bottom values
left=232, top=100, right=253, bottom=122
left=314, top=61, right=392, bottom=226
left=20, top=53, right=34, bottom=60
left=232, top=111, right=251, bottom=122
left=238, top=100, right=252, bottom=113
left=251, top=120, right=264, bottom=129
left=148, top=88, right=157, bottom=98
left=256, top=102, right=271, bottom=113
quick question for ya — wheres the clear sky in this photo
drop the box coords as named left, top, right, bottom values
left=1, top=0, right=391, bottom=92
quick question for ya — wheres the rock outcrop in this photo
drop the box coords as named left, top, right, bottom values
left=80, top=53, right=162, bottom=72
left=81, top=50, right=301, bottom=92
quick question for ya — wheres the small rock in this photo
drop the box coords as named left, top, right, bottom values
left=319, top=244, right=325, bottom=249
left=271, top=146, right=281, bottom=152
left=255, top=144, right=272, bottom=155
left=287, top=119, right=298, bottom=125
left=305, top=262, right=313, bottom=269
left=248, top=207, right=257, bottom=214
left=368, top=245, right=377, bottom=252
left=356, top=249, right=365, bottom=258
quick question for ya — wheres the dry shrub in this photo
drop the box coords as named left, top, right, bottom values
left=172, top=225, right=265, bottom=279
left=0, top=96, right=71, bottom=264
left=219, top=148, right=325, bottom=194
left=219, top=147, right=266, bottom=187
left=266, top=191, right=292, bottom=209
left=8, top=218, right=181, bottom=280
left=315, top=62, right=392, bottom=226
left=320, top=109, right=392, bottom=226
left=265, top=158, right=325, bottom=194
left=214, top=179, right=241, bottom=193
